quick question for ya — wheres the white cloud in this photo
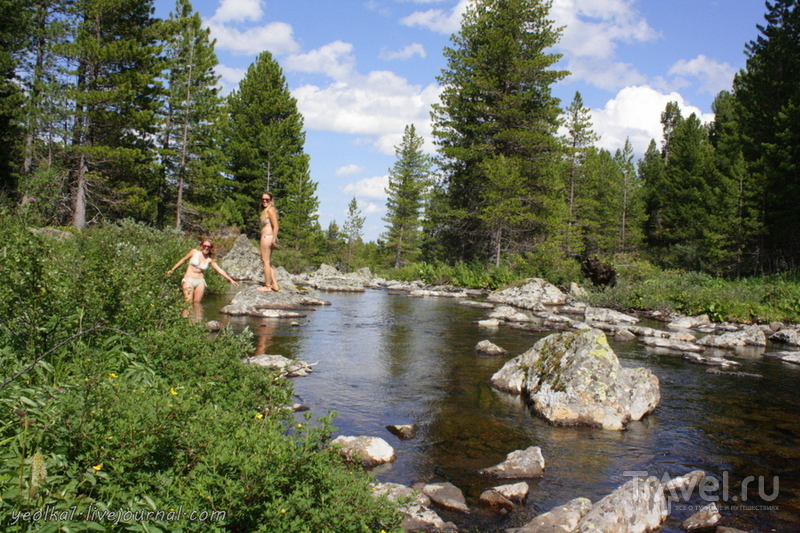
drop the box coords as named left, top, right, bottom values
left=380, top=43, right=427, bottom=61
left=361, top=202, right=384, bottom=215
left=292, top=65, right=441, bottom=155
left=335, top=164, right=366, bottom=177
left=566, top=57, right=647, bottom=90
left=285, top=41, right=357, bottom=81
left=401, top=0, right=471, bottom=34
left=206, top=20, right=300, bottom=56
left=209, top=0, right=263, bottom=24
left=214, top=64, right=247, bottom=94
left=668, top=55, right=736, bottom=95
left=590, top=85, right=715, bottom=157
left=552, top=0, right=660, bottom=59
left=343, top=175, right=390, bottom=200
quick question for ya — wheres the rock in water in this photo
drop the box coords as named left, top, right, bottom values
left=490, top=329, right=660, bottom=430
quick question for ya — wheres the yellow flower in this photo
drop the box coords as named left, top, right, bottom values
left=169, top=387, right=178, bottom=395
left=280, top=509, right=287, bottom=514
left=92, top=464, right=103, bottom=471
left=296, top=424, right=303, bottom=429
left=108, top=372, right=118, bottom=378
left=255, top=413, right=263, bottom=419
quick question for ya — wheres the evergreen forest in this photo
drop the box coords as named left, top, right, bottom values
left=2, top=0, right=800, bottom=279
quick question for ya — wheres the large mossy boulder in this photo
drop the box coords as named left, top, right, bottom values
left=490, top=329, right=660, bottom=430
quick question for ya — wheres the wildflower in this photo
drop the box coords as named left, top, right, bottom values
left=280, top=509, right=287, bottom=514
left=170, top=387, right=178, bottom=395
left=255, top=413, right=263, bottom=419
left=108, top=372, right=118, bottom=378
left=296, top=424, right=303, bottom=429
left=92, top=464, right=103, bottom=471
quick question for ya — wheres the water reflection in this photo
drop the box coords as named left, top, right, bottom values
left=202, top=289, right=800, bottom=533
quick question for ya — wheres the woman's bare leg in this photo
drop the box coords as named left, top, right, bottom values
left=258, top=235, right=274, bottom=291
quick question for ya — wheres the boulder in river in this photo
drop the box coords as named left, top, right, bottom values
left=487, top=278, right=569, bottom=309
left=478, top=446, right=545, bottom=478
left=490, top=329, right=660, bottom=430
left=330, top=435, right=396, bottom=467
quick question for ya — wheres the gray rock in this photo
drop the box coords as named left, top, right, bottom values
left=681, top=352, right=742, bottom=368
left=681, top=502, right=720, bottom=532
left=294, top=263, right=369, bottom=292
left=220, top=286, right=329, bottom=317
left=490, top=329, right=660, bottom=430
left=492, top=481, right=529, bottom=502
left=242, top=354, right=313, bottom=377
left=511, top=497, right=593, bottom=533
left=615, top=328, right=637, bottom=342
left=460, top=300, right=496, bottom=309
left=413, top=482, right=470, bottom=513
left=576, top=476, right=668, bottom=533
left=663, top=470, right=707, bottom=501
left=330, top=436, right=396, bottom=467
left=642, top=336, right=704, bottom=353
left=487, top=278, right=569, bottom=309
left=668, top=314, right=712, bottom=329
left=478, top=489, right=514, bottom=511
left=697, top=325, right=766, bottom=349
left=218, top=235, right=262, bottom=280
left=409, top=288, right=469, bottom=298
left=478, top=446, right=545, bottom=478
left=770, top=327, right=800, bottom=346
left=763, top=351, right=800, bottom=364
left=204, top=320, right=222, bottom=332
left=584, top=306, right=639, bottom=325
left=475, top=340, right=508, bottom=356
left=570, top=282, right=589, bottom=299
left=370, top=483, right=457, bottom=533
left=477, top=318, right=501, bottom=328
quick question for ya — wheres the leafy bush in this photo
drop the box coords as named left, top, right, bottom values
left=0, top=217, right=403, bottom=533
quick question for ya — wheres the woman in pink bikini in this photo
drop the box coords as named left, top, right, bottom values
left=257, top=192, right=280, bottom=292
left=167, top=238, right=238, bottom=302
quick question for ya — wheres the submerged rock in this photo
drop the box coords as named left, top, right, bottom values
left=386, top=423, right=418, bottom=440
left=490, top=329, right=660, bottom=430
left=413, top=482, right=470, bottom=514
left=242, top=354, right=314, bottom=377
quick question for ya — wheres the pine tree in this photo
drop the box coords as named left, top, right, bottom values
left=0, top=0, right=31, bottom=196
left=614, top=138, right=645, bottom=253
left=563, top=91, right=599, bottom=254
left=225, top=50, right=319, bottom=246
left=382, top=124, right=431, bottom=268
left=342, top=197, right=364, bottom=264
left=639, top=138, right=666, bottom=246
left=62, top=0, right=163, bottom=228
left=579, top=147, right=622, bottom=255
left=431, top=0, right=568, bottom=262
left=158, top=0, right=225, bottom=230
left=734, top=0, right=800, bottom=269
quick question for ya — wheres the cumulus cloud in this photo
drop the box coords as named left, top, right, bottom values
left=292, top=62, right=441, bottom=154
left=285, top=41, right=357, bottom=80
left=668, top=54, right=737, bottom=95
left=380, top=43, right=427, bottom=60
left=209, top=0, right=263, bottom=24
left=590, top=85, right=715, bottom=157
left=206, top=20, right=300, bottom=56
left=343, top=175, right=390, bottom=200
left=214, top=64, right=247, bottom=94
left=335, top=164, right=366, bottom=177
left=401, top=0, right=471, bottom=34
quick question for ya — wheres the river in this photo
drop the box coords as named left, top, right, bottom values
left=203, top=287, right=800, bottom=532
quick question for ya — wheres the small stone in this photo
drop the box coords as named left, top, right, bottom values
left=475, top=340, right=508, bottom=356
left=478, top=490, right=513, bottom=511
left=682, top=502, right=721, bottom=532
left=205, top=320, right=222, bottom=331
left=386, top=424, right=418, bottom=440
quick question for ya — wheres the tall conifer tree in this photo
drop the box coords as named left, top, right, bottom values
left=63, top=0, right=163, bottom=228
left=734, top=0, right=800, bottom=269
left=158, top=0, right=225, bottom=230
left=431, top=0, right=568, bottom=262
left=382, top=124, right=431, bottom=268
left=225, top=51, right=319, bottom=247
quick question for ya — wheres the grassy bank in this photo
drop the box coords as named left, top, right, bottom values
left=0, top=218, right=402, bottom=533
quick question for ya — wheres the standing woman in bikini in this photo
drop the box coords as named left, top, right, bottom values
left=258, top=192, right=280, bottom=292
left=167, top=238, right=238, bottom=302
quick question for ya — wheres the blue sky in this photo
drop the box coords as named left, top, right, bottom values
left=152, top=0, right=768, bottom=242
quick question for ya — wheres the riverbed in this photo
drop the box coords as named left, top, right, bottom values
left=204, top=287, right=800, bottom=532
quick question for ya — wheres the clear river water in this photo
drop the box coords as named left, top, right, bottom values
left=203, top=287, right=800, bottom=532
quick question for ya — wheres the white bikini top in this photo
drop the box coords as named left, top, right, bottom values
left=189, top=251, right=210, bottom=270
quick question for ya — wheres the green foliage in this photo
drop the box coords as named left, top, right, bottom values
left=0, top=217, right=403, bottom=532
left=431, top=0, right=568, bottom=262
left=225, top=51, right=320, bottom=247
left=584, top=257, right=800, bottom=323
